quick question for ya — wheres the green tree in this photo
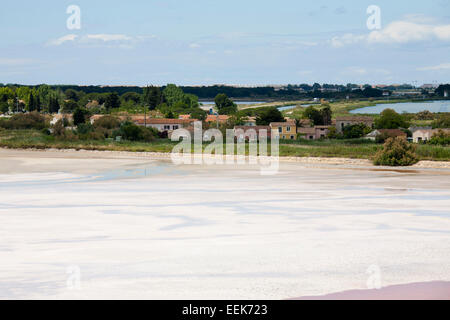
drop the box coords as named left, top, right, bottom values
left=144, top=86, right=163, bottom=110
left=105, top=92, right=121, bottom=110
left=62, top=100, right=79, bottom=113
left=342, top=123, right=371, bottom=139
left=190, top=108, right=207, bottom=121
left=65, top=89, right=79, bottom=101
left=162, top=84, right=184, bottom=107
left=48, top=95, right=61, bottom=113
left=121, top=92, right=142, bottom=104
left=303, top=106, right=323, bottom=125
left=214, top=93, right=237, bottom=115
left=429, top=129, right=450, bottom=145
left=375, top=109, right=409, bottom=129
left=432, top=114, right=450, bottom=128
left=27, top=92, right=36, bottom=112
left=256, top=107, right=284, bottom=125
left=73, top=107, right=90, bottom=126
left=0, top=102, right=9, bottom=114
left=321, top=105, right=332, bottom=125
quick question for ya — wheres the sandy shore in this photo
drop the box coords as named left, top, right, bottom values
left=294, top=281, right=450, bottom=300
left=1, top=148, right=449, bottom=299
left=0, top=147, right=449, bottom=169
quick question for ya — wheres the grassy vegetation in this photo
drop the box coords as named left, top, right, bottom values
left=283, top=98, right=422, bottom=119
left=1, top=129, right=448, bottom=161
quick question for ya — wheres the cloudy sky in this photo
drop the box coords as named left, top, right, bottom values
left=1, top=0, right=450, bottom=86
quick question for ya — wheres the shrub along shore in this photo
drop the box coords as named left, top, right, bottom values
left=1, top=129, right=449, bottom=163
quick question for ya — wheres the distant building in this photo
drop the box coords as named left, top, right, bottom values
left=205, top=115, right=230, bottom=124
left=134, top=118, right=197, bottom=132
left=365, top=129, right=407, bottom=141
left=241, top=116, right=257, bottom=127
left=412, top=127, right=450, bottom=143
left=51, top=114, right=73, bottom=125
left=297, top=127, right=316, bottom=140
left=335, top=116, right=374, bottom=133
left=234, top=126, right=272, bottom=142
left=314, top=126, right=331, bottom=139
left=270, top=121, right=296, bottom=140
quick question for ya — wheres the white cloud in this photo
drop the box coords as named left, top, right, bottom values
left=330, top=34, right=366, bottom=48
left=189, top=43, right=201, bottom=48
left=84, top=34, right=132, bottom=42
left=331, top=19, right=450, bottom=47
left=368, top=21, right=436, bottom=43
left=417, top=63, right=450, bottom=71
left=46, top=34, right=157, bottom=49
left=48, top=34, right=78, bottom=46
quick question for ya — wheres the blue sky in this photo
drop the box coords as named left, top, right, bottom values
left=1, top=0, right=450, bottom=86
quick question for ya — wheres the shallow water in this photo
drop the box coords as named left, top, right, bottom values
left=0, top=154, right=449, bottom=299
left=351, top=100, right=450, bottom=114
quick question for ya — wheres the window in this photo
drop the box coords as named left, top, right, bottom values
left=309, top=136, right=314, bottom=140
left=173, top=125, right=179, bottom=130
left=287, top=126, right=291, bottom=132
left=290, top=135, right=294, bottom=140
left=278, top=127, right=282, bottom=133
left=282, top=135, right=286, bottom=139
left=164, top=125, right=170, bottom=130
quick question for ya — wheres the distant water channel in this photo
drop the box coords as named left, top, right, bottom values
left=351, top=100, right=450, bottom=114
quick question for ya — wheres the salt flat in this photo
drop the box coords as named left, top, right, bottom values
left=0, top=150, right=449, bottom=299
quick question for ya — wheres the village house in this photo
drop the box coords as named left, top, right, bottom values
left=297, top=127, right=316, bottom=140
left=51, top=114, right=73, bottom=125
left=205, top=115, right=230, bottom=124
left=365, top=129, right=407, bottom=141
left=270, top=120, right=297, bottom=140
left=241, top=116, right=257, bottom=127
left=234, top=126, right=272, bottom=142
left=412, top=127, right=450, bottom=143
left=314, top=126, right=331, bottom=139
left=134, top=118, right=197, bottom=132
left=335, top=116, right=374, bottom=133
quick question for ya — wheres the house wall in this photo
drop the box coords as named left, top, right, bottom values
left=413, top=130, right=432, bottom=143
left=271, top=125, right=296, bottom=140
left=314, top=127, right=329, bottom=139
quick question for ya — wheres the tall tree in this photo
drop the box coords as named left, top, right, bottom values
left=162, top=84, right=184, bottom=107
left=143, top=86, right=163, bottom=110
left=214, top=93, right=237, bottom=115
left=321, top=105, right=332, bottom=125
left=49, top=96, right=61, bottom=113
left=104, top=92, right=121, bottom=110
left=28, top=92, right=36, bottom=112
left=375, top=109, right=409, bottom=129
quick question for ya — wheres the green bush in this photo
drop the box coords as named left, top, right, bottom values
left=374, top=137, right=418, bottom=166
left=429, top=129, right=450, bottom=146
left=116, top=122, right=157, bottom=142
left=0, top=112, right=47, bottom=130
left=342, top=123, right=371, bottom=139
left=93, top=115, right=121, bottom=129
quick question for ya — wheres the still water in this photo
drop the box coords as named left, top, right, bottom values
left=351, top=100, right=450, bottom=114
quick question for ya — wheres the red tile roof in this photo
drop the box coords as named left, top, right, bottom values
left=134, top=118, right=197, bottom=125
left=205, top=115, right=230, bottom=122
